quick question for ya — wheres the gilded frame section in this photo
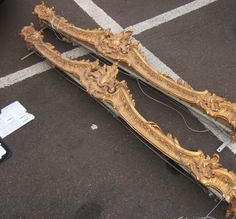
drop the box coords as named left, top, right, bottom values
left=34, top=2, right=236, bottom=141
left=21, top=24, right=236, bottom=216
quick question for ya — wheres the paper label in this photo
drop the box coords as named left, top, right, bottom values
left=0, top=101, right=35, bottom=138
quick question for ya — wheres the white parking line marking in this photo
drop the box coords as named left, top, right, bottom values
left=73, top=0, right=235, bottom=153
left=0, top=47, right=88, bottom=88
left=74, top=0, right=181, bottom=80
left=139, top=45, right=180, bottom=81
left=74, top=0, right=123, bottom=33
left=0, top=0, right=217, bottom=88
left=128, top=0, right=217, bottom=35
left=0, top=0, right=231, bottom=150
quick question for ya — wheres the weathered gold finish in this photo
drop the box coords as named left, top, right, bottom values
left=21, top=24, right=236, bottom=217
left=34, top=2, right=236, bottom=141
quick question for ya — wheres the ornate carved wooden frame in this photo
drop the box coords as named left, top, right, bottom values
left=33, top=2, right=236, bottom=141
left=21, top=23, right=236, bottom=217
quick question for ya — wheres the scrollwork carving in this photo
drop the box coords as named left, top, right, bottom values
left=34, top=2, right=236, bottom=140
left=21, top=24, right=236, bottom=217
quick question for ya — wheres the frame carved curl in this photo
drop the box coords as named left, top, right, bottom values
left=34, top=2, right=236, bottom=141
left=21, top=24, right=236, bottom=217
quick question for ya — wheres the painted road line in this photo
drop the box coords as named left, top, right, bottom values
left=128, top=0, right=217, bottom=35
left=0, top=0, right=231, bottom=151
left=74, top=0, right=181, bottom=80
left=0, top=47, right=88, bottom=88
left=73, top=0, right=236, bottom=153
left=0, top=0, right=217, bottom=88
left=74, top=0, right=123, bottom=33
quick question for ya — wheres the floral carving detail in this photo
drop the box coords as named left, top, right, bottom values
left=83, top=63, right=120, bottom=97
left=96, top=30, right=139, bottom=58
left=20, top=23, right=44, bottom=47
left=196, top=154, right=221, bottom=178
left=199, top=92, right=225, bottom=113
left=21, top=22, right=236, bottom=217
left=33, top=3, right=236, bottom=141
left=34, top=2, right=55, bottom=20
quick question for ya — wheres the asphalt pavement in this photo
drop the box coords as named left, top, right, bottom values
left=0, top=0, right=236, bottom=218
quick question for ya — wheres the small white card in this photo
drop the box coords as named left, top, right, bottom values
left=0, top=101, right=35, bottom=138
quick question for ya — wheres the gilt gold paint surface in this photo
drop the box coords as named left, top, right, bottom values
left=21, top=24, right=236, bottom=216
left=34, top=2, right=236, bottom=141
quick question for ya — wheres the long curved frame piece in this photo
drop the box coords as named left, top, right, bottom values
left=34, top=2, right=236, bottom=141
left=21, top=24, right=236, bottom=217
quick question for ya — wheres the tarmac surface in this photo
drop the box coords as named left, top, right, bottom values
left=0, top=0, right=236, bottom=218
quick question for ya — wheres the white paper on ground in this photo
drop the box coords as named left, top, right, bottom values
left=0, top=101, right=35, bottom=138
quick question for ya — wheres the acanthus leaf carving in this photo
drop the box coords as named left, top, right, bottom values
left=34, top=2, right=236, bottom=141
left=95, top=29, right=139, bottom=58
left=21, top=24, right=236, bottom=217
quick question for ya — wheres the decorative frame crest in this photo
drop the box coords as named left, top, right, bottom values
left=34, top=2, right=236, bottom=141
left=21, top=24, right=236, bottom=217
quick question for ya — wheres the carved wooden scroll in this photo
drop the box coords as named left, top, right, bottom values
left=20, top=23, right=236, bottom=217
left=34, top=2, right=236, bottom=141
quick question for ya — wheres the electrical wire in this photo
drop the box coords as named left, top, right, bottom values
left=54, top=68, right=227, bottom=218
left=88, top=52, right=209, bottom=133
left=137, top=79, right=209, bottom=133
left=31, top=45, right=229, bottom=218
